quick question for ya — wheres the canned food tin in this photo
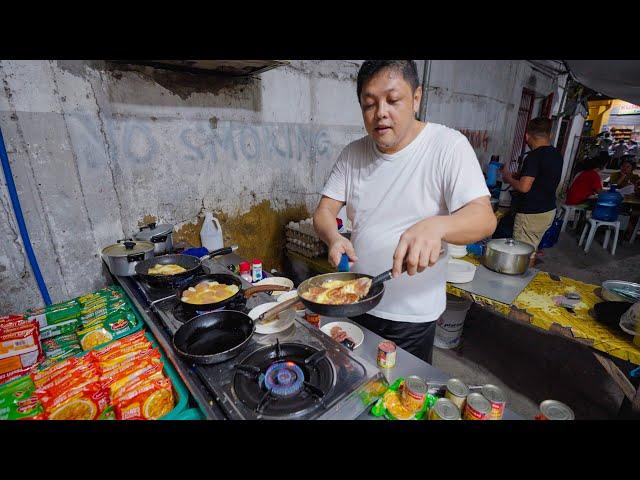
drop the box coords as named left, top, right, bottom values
left=535, top=400, right=575, bottom=420
left=377, top=341, right=396, bottom=369
left=463, top=392, right=491, bottom=420
left=429, top=398, right=461, bottom=420
left=401, top=376, right=427, bottom=412
left=481, top=384, right=506, bottom=420
left=445, top=378, right=469, bottom=411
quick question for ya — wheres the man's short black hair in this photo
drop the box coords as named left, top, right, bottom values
left=356, top=60, right=420, bottom=103
left=526, top=117, right=553, bottom=138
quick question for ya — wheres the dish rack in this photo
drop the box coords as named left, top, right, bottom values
left=285, top=218, right=327, bottom=258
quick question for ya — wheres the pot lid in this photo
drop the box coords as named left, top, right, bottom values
left=101, top=240, right=155, bottom=257
left=134, top=222, right=174, bottom=241
left=486, top=238, right=534, bottom=255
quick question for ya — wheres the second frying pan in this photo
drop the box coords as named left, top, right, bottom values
left=176, top=273, right=292, bottom=315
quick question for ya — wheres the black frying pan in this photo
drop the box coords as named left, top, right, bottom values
left=135, top=246, right=238, bottom=288
left=173, top=310, right=255, bottom=365
left=253, top=251, right=444, bottom=324
left=176, top=273, right=291, bottom=314
left=255, top=270, right=389, bottom=324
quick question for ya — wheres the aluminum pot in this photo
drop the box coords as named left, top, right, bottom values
left=134, top=222, right=174, bottom=254
left=101, top=239, right=155, bottom=277
left=483, top=238, right=534, bottom=275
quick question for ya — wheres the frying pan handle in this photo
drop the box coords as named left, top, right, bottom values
left=200, top=245, right=239, bottom=260
left=244, top=285, right=291, bottom=298
left=257, top=296, right=300, bottom=324
left=372, top=248, right=446, bottom=286
left=371, top=264, right=407, bottom=287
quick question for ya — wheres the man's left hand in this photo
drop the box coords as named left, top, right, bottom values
left=392, top=217, right=445, bottom=278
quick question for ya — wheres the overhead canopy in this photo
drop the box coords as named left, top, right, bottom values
left=565, top=60, right=640, bottom=106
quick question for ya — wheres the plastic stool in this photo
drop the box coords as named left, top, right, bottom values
left=560, top=204, right=587, bottom=232
left=631, top=217, right=640, bottom=244
left=579, top=218, right=621, bottom=255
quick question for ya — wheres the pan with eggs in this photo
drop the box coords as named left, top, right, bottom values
left=180, top=280, right=240, bottom=305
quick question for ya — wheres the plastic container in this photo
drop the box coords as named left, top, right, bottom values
left=486, top=160, right=502, bottom=187
left=251, top=259, right=263, bottom=283
left=200, top=213, right=224, bottom=252
left=47, top=301, right=189, bottom=420
left=434, top=295, right=472, bottom=349
left=177, top=408, right=205, bottom=420
left=239, top=261, right=252, bottom=283
left=447, top=244, right=468, bottom=258
left=592, top=185, right=623, bottom=222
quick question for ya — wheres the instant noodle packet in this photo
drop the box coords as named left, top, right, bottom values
left=102, top=362, right=164, bottom=397
left=40, top=380, right=110, bottom=420
left=114, top=377, right=174, bottom=420
left=77, top=311, right=138, bottom=351
left=370, top=377, right=437, bottom=420
left=0, top=374, right=45, bottom=420
left=98, top=348, right=161, bottom=375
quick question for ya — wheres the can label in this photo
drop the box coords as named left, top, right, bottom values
left=488, top=400, right=505, bottom=420
left=377, top=342, right=396, bottom=369
left=463, top=401, right=490, bottom=420
left=445, top=390, right=466, bottom=411
left=428, top=407, right=443, bottom=420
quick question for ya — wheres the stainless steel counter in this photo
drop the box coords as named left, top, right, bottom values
left=114, top=252, right=523, bottom=420
left=316, top=317, right=523, bottom=420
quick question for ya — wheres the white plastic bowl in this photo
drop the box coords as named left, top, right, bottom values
left=447, top=244, right=468, bottom=258
left=447, top=259, right=476, bottom=283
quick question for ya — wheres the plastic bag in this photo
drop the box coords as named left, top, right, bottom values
left=370, top=377, right=437, bottom=420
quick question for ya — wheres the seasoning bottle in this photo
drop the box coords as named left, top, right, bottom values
left=251, top=258, right=263, bottom=283
left=239, top=261, right=252, bottom=283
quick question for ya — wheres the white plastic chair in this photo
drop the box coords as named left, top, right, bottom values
left=559, top=204, right=588, bottom=232
left=579, top=218, right=621, bottom=255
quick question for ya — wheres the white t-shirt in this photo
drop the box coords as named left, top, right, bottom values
left=321, top=122, right=490, bottom=323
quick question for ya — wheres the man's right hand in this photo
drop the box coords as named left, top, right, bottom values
left=327, top=236, right=358, bottom=269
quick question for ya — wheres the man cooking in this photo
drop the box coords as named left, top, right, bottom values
left=313, top=60, right=496, bottom=364
left=500, top=117, right=563, bottom=268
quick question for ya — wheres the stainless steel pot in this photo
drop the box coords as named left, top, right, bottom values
left=483, top=238, right=534, bottom=275
left=101, top=239, right=155, bottom=276
left=134, top=222, right=174, bottom=254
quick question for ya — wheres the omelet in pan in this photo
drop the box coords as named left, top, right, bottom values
left=300, top=277, right=371, bottom=305
left=181, top=281, right=239, bottom=304
left=148, top=264, right=187, bottom=275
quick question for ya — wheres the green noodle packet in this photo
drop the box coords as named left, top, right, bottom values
left=370, top=377, right=437, bottom=420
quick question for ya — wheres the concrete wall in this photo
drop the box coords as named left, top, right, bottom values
left=0, top=60, right=560, bottom=313
left=422, top=60, right=558, bottom=168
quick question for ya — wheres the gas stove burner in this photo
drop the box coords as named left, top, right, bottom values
left=262, top=361, right=304, bottom=397
left=233, top=341, right=335, bottom=418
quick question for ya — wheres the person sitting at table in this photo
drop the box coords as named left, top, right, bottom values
left=565, top=156, right=605, bottom=205
left=610, top=158, right=640, bottom=190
